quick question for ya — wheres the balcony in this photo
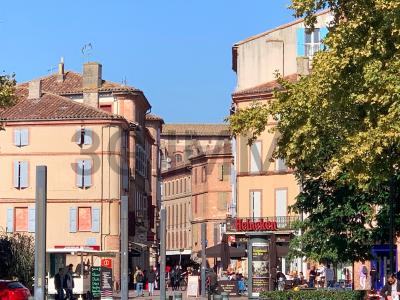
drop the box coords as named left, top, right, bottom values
left=226, top=216, right=300, bottom=232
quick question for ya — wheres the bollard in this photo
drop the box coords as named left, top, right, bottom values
left=213, top=295, right=223, bottom=300
left=221, top=292, right=229, bottom=300
left=174, top=292, right=183, bottom=300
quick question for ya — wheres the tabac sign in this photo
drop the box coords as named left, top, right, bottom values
left=234, top=218, right=278, bottom=231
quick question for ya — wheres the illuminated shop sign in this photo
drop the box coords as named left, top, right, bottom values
left=235, top=219, right=278, bottom=231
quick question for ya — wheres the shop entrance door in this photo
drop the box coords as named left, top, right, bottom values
left=371, top=245, right=397, bottom=290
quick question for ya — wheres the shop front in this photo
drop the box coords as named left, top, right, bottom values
left=226, top=217, right=298, bottom=298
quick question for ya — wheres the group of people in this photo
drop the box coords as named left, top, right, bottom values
left=54, top=264, right=75, bottom=300
left=132, top=266, right=158, bottom=297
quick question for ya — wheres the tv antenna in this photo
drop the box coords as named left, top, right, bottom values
left=81, top=43, right=93, bottom=61
left=121, top=76, right=127, bottom=86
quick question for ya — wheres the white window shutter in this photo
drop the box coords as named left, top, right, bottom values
left=69, top=207, right=77, bottom=232
left=20, top=129, right=29, bottom=146
left=92, top=207, right=100, bottom=232
left=19, top=161, right=29, bottom=188
left=84, top=128, right=92, bottom=145
left=14, top=129, right=21, bottom=146
left=250, top=141, right=262, bottom=173
left=251, top=191, right=261, bottom=218
left=13, top=161, right=20, bottom=188
left=76, top=160, right=84, bottom=187
left=84, top=160, right=92, bottom=187
left=76, top=129, right=83, bottom=144
left=28, top=207, right=35, bottom=232
left=6, top=208, right=13, bottom=232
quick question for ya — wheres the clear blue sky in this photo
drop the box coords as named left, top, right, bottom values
left=0, top=1, right=293, bottom=123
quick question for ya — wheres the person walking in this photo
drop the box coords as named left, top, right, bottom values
left=63, top=264, right=75, bottom=300
left=134, top=266, right=144, bottom=297
left=147, top=267, right=156, bottom=296
left=54, top=268, right=64, bottom=300
left=308, top=266, right=317, bottom=288
left=325, top=264, right=335, bottom=288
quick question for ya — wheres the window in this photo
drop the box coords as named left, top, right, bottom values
left=250, top=191, right=261, bottom=219
left=76, top=160, right=92, bottom=188
left=194, top=168, right=197, bottom=184
left=275, top=189, right=287, bottom=217
left=202, top=166, right=207, bottom=182
left=78, top=207, right=91, bottom=231
left=219, top=163, right=231, bottom=181
left=175, top=153, right=183, bottom=163
left=69, top=206, right=100, bottom=233
left=275, top=158, right=287, bottom=172
left=13, top=161, right=29, bottom=189
left=14, top=129, right=29, bottom=147
left=194, top=196, right=198, bottom=214
left=250, top=141, right=262, bottom=173
left=6, top=207, right=35, bottom=233
left=218, top=192, right=228, bottom=210
left=305, top=28, right=320, bottom=57
left=76, top=128, right=92, bottom=146
left=15, top=207, right=28, bottom=232
left=100, top=104, right=112, bottom=113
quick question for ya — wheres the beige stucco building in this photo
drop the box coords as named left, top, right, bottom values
left=0, top=60, right=158, bottom=286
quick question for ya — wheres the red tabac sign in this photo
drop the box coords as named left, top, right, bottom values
left=101, top=258, right=112, bottom=268
left=234, top=219, right=278, bottom=231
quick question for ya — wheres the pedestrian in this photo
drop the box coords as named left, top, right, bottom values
left=317, top=264, right=326, bottom=288
left=63, top=264, right=75, bottom=300
left=148, top=267, right=156, bottom=296
left=325, top=264, right=335, bottom=288
left=380, top=273, right=400, bottom=300
left=370, top=264, right=378, bottom=290
left=54, top=268, right=64, bottom=300
left=359, top=261, right=368, bottom=290
left=134, top=266, right=144, bottom=297
left=308, top=266, right=317, bottom=288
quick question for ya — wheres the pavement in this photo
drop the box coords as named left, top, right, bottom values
left=113, top=289, right=249, bottom=299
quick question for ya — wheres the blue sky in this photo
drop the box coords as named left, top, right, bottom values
left=0, top=1, right=293, bottom=123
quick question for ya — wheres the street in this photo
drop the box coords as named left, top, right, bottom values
left=113, top=290, right=249, bottom=299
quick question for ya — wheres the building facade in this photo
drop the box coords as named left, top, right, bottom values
left=160, top=124, right=232, bottom=265
left=0, top=60, right=157, bottom=285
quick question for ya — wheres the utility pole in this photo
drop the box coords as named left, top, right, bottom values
left=201, top=223, right=207, bottom=297
left=160, top=209, right=166, bottom=300
left=34, top=166, right=47, bottom=300
left=120, top=195, right=129, bottom=300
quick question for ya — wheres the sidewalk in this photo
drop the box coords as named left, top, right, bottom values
left=113, top=289, right=249, bottom=299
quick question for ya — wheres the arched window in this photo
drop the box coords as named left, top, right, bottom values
left=175, top=153, right=183, bottom=163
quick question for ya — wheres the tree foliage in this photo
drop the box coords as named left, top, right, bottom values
left=0, top=233, right=35, bottom=289
left=228, top=1, right=400, bottom=262
left=0, top=74, right=16, bottom=109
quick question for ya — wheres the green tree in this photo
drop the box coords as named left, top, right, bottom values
left=0, top=74, right=16, bottom=129
left=229, top=1, right=400, bottom=262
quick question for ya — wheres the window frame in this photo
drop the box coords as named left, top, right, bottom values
left=304, top=28, right=321, bottom=57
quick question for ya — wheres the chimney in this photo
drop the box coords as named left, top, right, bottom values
left=57, top=57, right=65, bottom=82
left=296, top=56, right=310, bottom=76
left=28, top=79, right=41, bottom=99
left=83, top=62, right=102, bottom=108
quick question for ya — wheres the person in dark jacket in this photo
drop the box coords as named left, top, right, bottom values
left=147, top=267, right=156, bottom=296
left=54, top=268, right=64, bottom=300
left=63, top=264, right=75, bottom=300
left=380, top=273, right=400, bottom=300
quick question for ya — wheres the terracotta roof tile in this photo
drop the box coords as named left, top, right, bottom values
left=145, top=113, right=164, bottom=122
left=17, top=71, right=138, bottom=95
left=161, top=124, right=230, bottom=137
left=232, top=74, right=298, bottom=97
left=0, top=91, right=124, bottom=122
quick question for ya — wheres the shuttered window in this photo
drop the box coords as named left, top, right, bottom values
left=14, top=129, right=29, bottom=147
left=250, top=141, right=262, bottom=173
left=78, top=207, right=91, bottom=231
left=28, top=207, right=35, bottom=233
left=15, top=207, right=28, bottom=232
left=275, top=158, right=287, bottom=172
left=13, top=161, right=29, bottom=189
left=76, top=128, right=92, bottom=145
left=250, top=191, right=262, bottom=219
left=76, top=160, right=92, bottom=188
left=6, top=208, right=13, bottom=232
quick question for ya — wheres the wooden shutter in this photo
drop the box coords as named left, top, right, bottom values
left=91, top=207, right=100, bottom=232
left=69, top=207, right=77, bottom=232
left=14, top=129, right=21, bottom=146
left=28, top=207, right=35, bottom=232
left=218, top=164, right=223, bottom=181
left=76, top=129, right=83, bottom=144
left=83, top=160, right=92, bottom=187
left=19, top=161, right=28, bottom=188
left=251, top=191, right=261, bottom=218
left=250, top=141, right=262, bottom=173
left=84, top=128, right=92, bottom=145
left=76, top=160, right=84, bottom=187
left=13, top=161, right=20, bottom=188
left=296, top=28, right=305, bottom=56
left=6, top=208, right=13, bottom=232
left=20, top=129, right=29, bottom=146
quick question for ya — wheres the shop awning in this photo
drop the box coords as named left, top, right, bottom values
left=198, top=243, right=246, bottom=258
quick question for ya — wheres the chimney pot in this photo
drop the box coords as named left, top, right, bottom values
left=28, top=79, right=42, bottom=99
left=57, top=57, right=65, bottom=82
